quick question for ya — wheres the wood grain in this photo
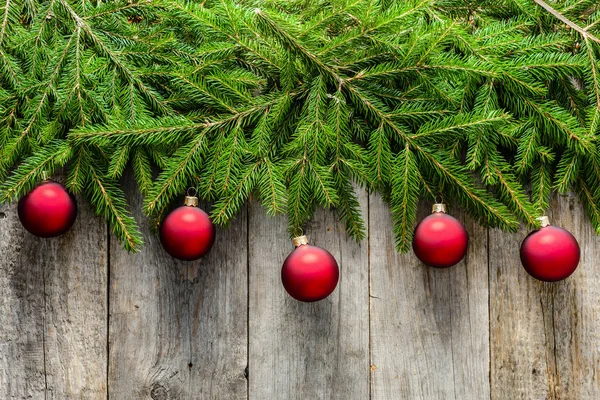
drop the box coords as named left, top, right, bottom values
left=551, top=194, right=600, bottom=400
left=108, top=176, right=247, bottom=399
left=490, top=216, right=557, bottom=399
left=369, top=195, right=490, bottom=400
left=0, top=202, right=46, bottom=399
left=0, top=195, right=108, bottom=399
left=490, top=193, right=600, bottom=400
left=4, top=185, right=600, bottom=399
left=248, top=189, right=370, bottom=400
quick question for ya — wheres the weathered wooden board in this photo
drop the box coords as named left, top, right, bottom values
left=248, top=189, right=370, bottom=400
left=186, top=203, right=248, bottom=400
left=108, top=179, right=248, bottom=399
left=42, top=198, right=108, bottom=400
left=0, top=196, right=108, bottom=399
left=490, top=193, right=600, bottom=400
left=0, top=202, right=46, bottom=399
left=3, top=186, right=600, bottom=399
left=551, top=194, right=600, bottom=400
left=369, top=196, right=490, bottom=400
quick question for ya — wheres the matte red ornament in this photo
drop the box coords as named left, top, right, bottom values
left=18, top=181, right=77, bottom=238
left=520, top=216, right=580, bottom=282
left=160, top=194, right=215, bottom=261
left=281, top=235, right=339, bottom=302
left=412, top=203, right=468, bottom=268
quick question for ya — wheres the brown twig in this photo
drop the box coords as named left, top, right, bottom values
left=532, top=0, right=600, bottom=45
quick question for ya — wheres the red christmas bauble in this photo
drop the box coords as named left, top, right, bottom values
left=160, top=200, right=215, bottom=261
left=18, top=181, right=77, bottom=238
left=281, top=237, right=339, bottom=302
left=412, top=206, right=468, bottom=268
left=520, top=222, right=580, bottom=282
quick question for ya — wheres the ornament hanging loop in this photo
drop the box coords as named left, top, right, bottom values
left=184, top=187, right=199, bottom=207
left=41, top=170, right=49, bottom=182
left=432, top=194, right=446, bottom=213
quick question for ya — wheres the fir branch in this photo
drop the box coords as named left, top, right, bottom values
left=131, top=148, right=153, bottom=195
left=577, top=176, right=600, bottom=234
left=367, top=123, right=393, bottom=187
left=415, top=148, right=520, bottom=230
left=1, top=0, right=599, bottom=252
left=257, top=159, right=287, bottom=216
left=554, top=150, right=579, bottom=192
left=57, top=0, right=170, bottom=115
left=531, top=159, right=553, bottom=212
left=144, top=133, right=208, bottom=215
left=334, top=176, right=365, bottom=241
left=0, top=140, right=72, bottom=202
left=411, top=111, right=509, bottom=142
left=70, top=118, right=206, bottom=146
left=168, top=0, right=282, bottom=71
left=108, top=146, right=130, bottom=179
left=584, top=38, right=600, bottom=135
left=287, top=157, right=311, bottom=234
left=88, top=166, right=143, bottom=251
left=390, top=146, right=419, bottom=252
left=318, top=0, right=431, bottom=56
left=483, top=154, right=537, bottom=225
left=254, top=8, right=343, bottom=86
left=0, top=0, right=12, bottom=46
left=533, top=0, right=600, bottom=44
left=522, top=97, right=594, bottom=153
left=66, top=146, right=90, bottom=194
left=514, top=123, right=538, bottom=175
left=298, top=0, right=363, bottom=37
left=211, top=161, right=260, bottom=225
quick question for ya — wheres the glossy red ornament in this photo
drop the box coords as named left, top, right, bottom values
left=412, top=203, right=468, bottom=268
left=281, top=236, right=339, bottom=302
left=18, top=181, right=77, bottom=237
left=520, top=216, right=580, bottom=282
left=159, top=194, right=215, bottom=261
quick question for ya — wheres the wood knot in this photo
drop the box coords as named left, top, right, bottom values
left=150, top=383, right=168, bottom=400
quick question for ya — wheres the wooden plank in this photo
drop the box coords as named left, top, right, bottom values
left=248, top=189, right=370, bottom=400
left=108, top=177, right=248, bottom=399
left=490, top=193, right=600, bottom=399
left=369, top=195, right=490, bottom=400
left=43, top=196, right=108, bottom=399
left=187, top=204, right=248, bottom=400
left=0, top=194, right=108, bottom=399
left=551, top=194, right=600, bottom=399
left=0, top=203, right=46, bottom=399
left=489, top=215, right=555, bottom=399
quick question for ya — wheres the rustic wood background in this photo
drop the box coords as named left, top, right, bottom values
left=1, top=183, right=599, bottom=399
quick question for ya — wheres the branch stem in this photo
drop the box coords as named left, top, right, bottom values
left=533, top=0, right=600, bottom=44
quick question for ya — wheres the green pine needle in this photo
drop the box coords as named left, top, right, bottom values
left=1, top=0, right=599, bottom=251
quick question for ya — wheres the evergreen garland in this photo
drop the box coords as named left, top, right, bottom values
left=0, top=0, right=599, bottom=252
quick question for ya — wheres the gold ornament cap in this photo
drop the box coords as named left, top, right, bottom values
left=432, top=203, right=447, bottom=213
left=184, top=187, right=198, bottom=207
left=537, top=216, right=550, bottom=227
left=184, top=196, right=198, bottom=207
left=41, top=170, right=49, bottom=182
left=292, top=235, right=309, bottom=247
